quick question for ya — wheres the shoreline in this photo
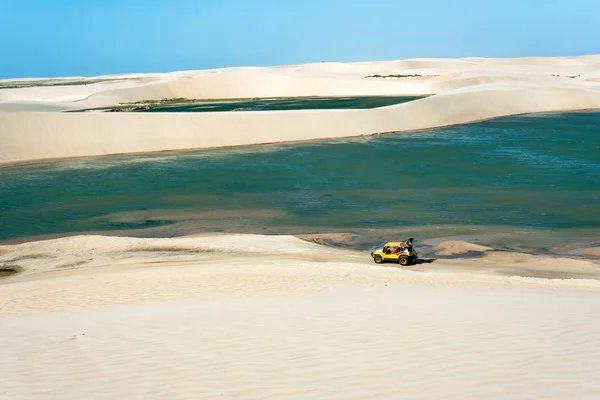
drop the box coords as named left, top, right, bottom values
left=2, top=232, right=599, bottom=284
left=2, top=226, right=599, bottom=256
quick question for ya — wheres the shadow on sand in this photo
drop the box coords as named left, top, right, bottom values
left=0, top=265, right=23, bottom=279
left=415, top=258, right=436, bottom=264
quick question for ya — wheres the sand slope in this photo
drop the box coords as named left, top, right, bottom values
left=1, top=56, right=600, bottom=164
left=1, top=234, right=600, bottom=399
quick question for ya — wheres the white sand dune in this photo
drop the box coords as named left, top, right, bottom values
left=1, top=55, right=600, bottom=164
left=3, top=56, right=600, bottom=399
left=1, top=234, right=600, bottom=399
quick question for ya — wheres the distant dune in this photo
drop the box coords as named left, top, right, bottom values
left=1, top=55, right=600, bottom=164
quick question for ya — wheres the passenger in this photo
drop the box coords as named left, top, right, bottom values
left=390, top=246, right=398, bottom=255
left=404, top=238, right=414, bottom=253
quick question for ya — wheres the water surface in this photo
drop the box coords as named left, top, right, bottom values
left=1, top=111, right=598, bottom=254
left=82, top=96, right=423, bottom=112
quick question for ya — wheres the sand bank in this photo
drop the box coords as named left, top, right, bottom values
left=2, top=56, right=600, bottom=164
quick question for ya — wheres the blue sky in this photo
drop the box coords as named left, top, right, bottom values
left=1, top=0, right=598, bottom=78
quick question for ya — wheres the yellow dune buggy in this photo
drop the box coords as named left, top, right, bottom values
left=371, top=242, right=418, bottom=266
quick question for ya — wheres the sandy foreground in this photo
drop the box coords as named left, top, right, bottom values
left=2, top=234, right=600, bottom=399
left=2, top=55, right=600, bottom=164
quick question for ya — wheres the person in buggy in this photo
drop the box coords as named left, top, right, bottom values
left=402, top=238, right=414, bottom=253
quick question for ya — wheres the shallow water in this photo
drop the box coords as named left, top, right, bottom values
left=1, top=111, right=599, bottom=254
left=90, top=95, right=422, bottom=112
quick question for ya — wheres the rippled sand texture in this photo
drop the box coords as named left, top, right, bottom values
left=1, top=242, right=600, bottom=399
